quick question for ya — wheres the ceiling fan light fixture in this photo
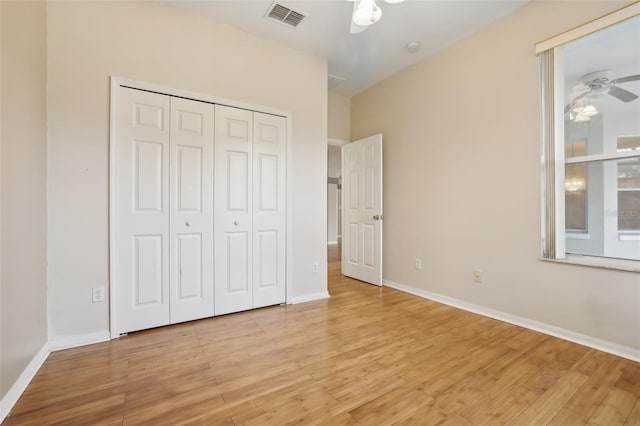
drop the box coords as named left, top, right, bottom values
left=352, top=0, right=382, bottom=27
left=581, top=105, right=599, bottom=116
left=572, top=114, right=591, bottom=123
left=571, top=104, right=598, bottom=122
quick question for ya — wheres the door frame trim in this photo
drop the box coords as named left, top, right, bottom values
left=328, top=138, right=348, bottom=147
left=109, top=76, right=293, bottom=339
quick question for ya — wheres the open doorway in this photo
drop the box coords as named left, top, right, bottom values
left=328, top=143, right=342, bottom=267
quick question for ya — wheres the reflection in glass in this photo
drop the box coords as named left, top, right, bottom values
left=618, top=155, right=640, bottom=231
left=565, top=163, right=587, bottom=231
left=560, top=15, right=640, bottom=261
left=565, top=139, right=587, bottom=159
left=564, top=157, right=640, bottom=260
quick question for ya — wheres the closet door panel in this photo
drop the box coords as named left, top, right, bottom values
left=215, top=105, right=254, bottom=315
left=118, top=88, right=171, bottom=333
left=226, top=231, right=249, bottom=292
left=169, top=97, right=215, bottom=323
left=176, top=233, right=203, bottom=298
left=256, top=230, right=277, bottom=289
left=253, top=112, right=286, bottom=308
left=227, top=151, right=249, bottom=211
left=176, top=145, right=203, bottom=211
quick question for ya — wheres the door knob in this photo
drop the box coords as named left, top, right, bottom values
left=373, top=215, right=380, bottom=220
left=185, top=221, right=191, bottom=227
left=234, top=221, right=239, bottom=226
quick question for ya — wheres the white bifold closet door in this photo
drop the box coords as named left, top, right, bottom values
left=169, top=97, right=215, bottom=323
left=214, top=106, right=286, bottom=315
left=252, top=112, right=286, bottom=309
left=117, top=88, right=214, bottom=333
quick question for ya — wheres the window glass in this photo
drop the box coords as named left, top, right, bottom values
left=565, top=139, right=587, bottom=159
left=617, top=136, right=640, bottom=153
left=618, top=144, right=640, bottom=231
left=559, top=15, right=640, bottom=261
left=565, top=163, right=587, bottom=231
left=563, top=17, right=640, bottom=159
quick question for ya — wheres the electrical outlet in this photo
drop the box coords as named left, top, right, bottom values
left=415, top=258, right=423, bottom=270
left=473, top=270, right=483, bottom=283
left=312, top=262, right=319, bottom=273
left=92, top=286, right=105, bottom=303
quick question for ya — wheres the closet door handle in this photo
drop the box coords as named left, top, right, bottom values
left=185, top=221, right=191, bottom=227
left=234, top=221, right=239, bottom=226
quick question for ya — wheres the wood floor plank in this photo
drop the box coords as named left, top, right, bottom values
left=625, top=398, right=640, bottom=425
left=347, top=383, right=433, bottom=425
left=546, top=376, right=613, bottom=425
left=3, top=242, right=637, bottom=426
left=512, top=369, right=589, bottom=424
left=4, top=394, right=125, bottom=426
left=615, top=362, right=640, bottom=395
left=475, top=384, right=539, bottom=425
left=587, top=388, right=637, bottom=425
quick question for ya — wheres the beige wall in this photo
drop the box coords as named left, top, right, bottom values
left=0, top=1, right=48, bottom=398
left=352, top=1, right=640, bottom=351
left=328, top=90, right=351, bottom=141
left=46, top=1, right=327, bottom=341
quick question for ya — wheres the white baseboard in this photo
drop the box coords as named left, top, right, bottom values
left=383, top=279, right=640, bottom=363
left=48, top=331, right=111, bottom=352
left=0, top=343, right=50, bottom=423
left=328, top=241, right=338, bottom=245
left=290, top=291, right=331, bottom=304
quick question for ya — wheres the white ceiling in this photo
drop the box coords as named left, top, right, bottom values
left=166, top=0, right=529, bottom=95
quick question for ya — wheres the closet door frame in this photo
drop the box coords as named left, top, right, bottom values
left=109, top=76, right=293, bottom=339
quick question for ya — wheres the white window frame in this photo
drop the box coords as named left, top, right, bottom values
left=537, top=3, right=640, bottom=272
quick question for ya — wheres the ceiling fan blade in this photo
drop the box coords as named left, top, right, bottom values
left=608, top=85, right=639, bottom=103
left=611, top=75, right=640, bottom=85
left=564, top=91, right=589, bottom=114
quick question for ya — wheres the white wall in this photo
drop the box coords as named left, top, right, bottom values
left=46, top=1, right=327, bottom=341
left=352, top=0, right=640, bottom=352
left=0, top=0, right=48, bottom=399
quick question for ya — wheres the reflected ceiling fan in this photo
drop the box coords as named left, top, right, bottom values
left=564, top=70, right=640, bottom=114
left=349, top=0, right=405, bottom=34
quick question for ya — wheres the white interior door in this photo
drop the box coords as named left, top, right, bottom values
left=117, top=88, right=171, bottom=332
left=342, top=134, right=383, bottom=285
left=214, top=105, right=254, bottom=315
left=253, top=112, right=286, bottom=308
left=169, top=97, right=215, bottom=323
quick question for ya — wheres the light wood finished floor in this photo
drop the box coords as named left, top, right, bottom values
left=4, top=244, right=640, bottom=425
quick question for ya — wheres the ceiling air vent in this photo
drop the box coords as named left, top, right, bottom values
left=266, top=2, right=306, bottom=28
